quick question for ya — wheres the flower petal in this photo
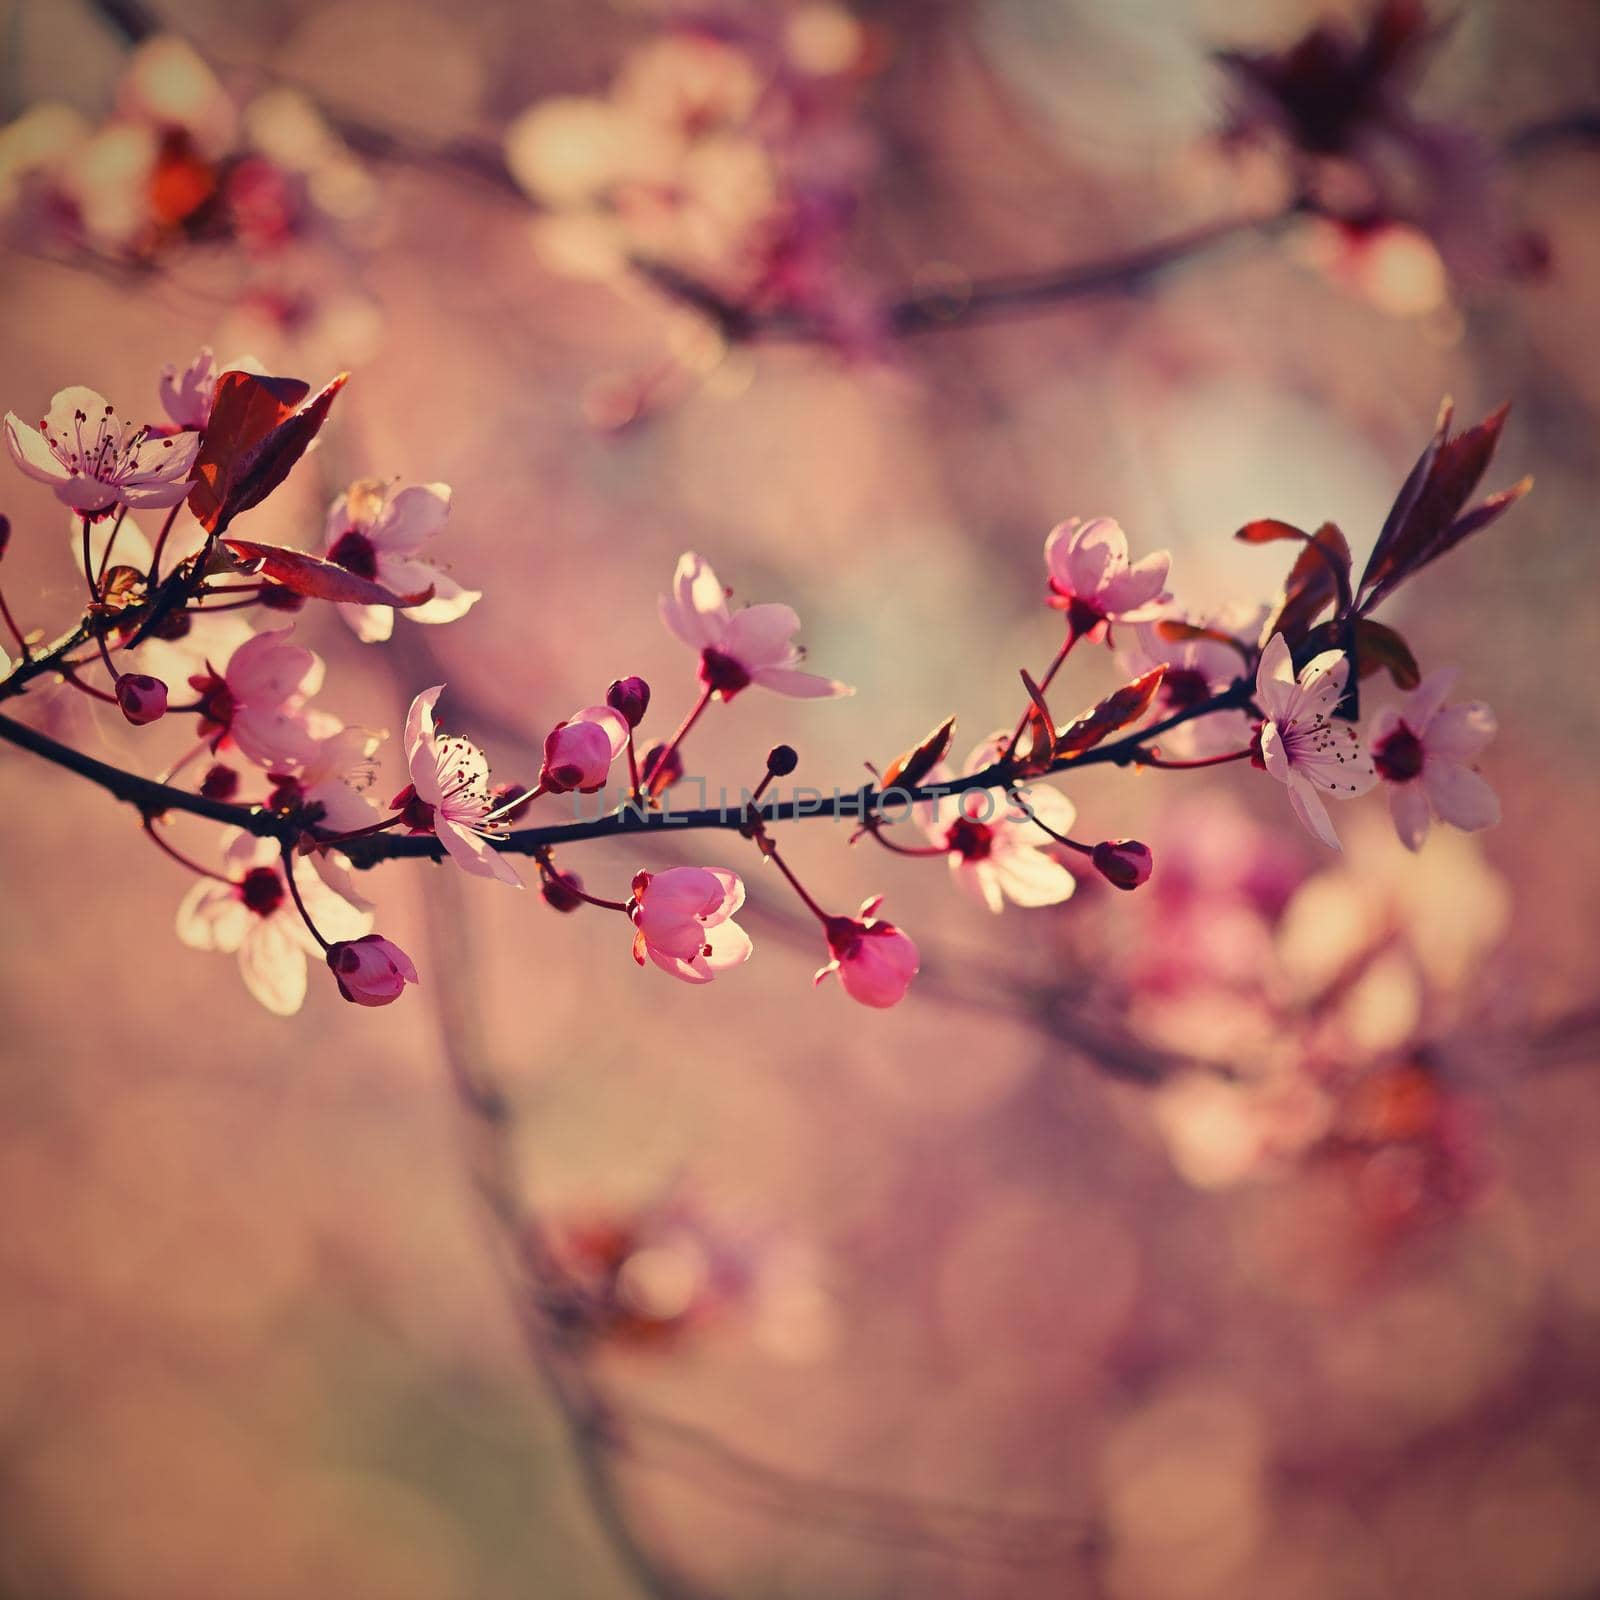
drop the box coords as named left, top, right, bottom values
left=1423, top=761, right=1500, bottom=833
left=1389, top=781, right=1432, bottom=852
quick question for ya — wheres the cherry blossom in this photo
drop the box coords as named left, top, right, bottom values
left=915, top=740, right=1078, bottom=912
left=188, top=625, right=323, bottom=767
left=158, top=348, right=263, bottom=432
left=398, top=686, right=521, bottom=886
left=629, top=866, right=752, bottom=983
left=659, top=552, right=851, bottom=700
left=1120, top=608, right=1260, bottom=756
left=267, top=723, right=383, bottom=832
left=1254, top=633, right=1376, bottom=850
left=320, top=478, right=479, bottom=644
left=175, top=831, right=371, bottom=1015
left=814, top=897, right=919, bottom=1008
left=5, top=386, right=199, bottom=513
left=1369, top=669, right=1499, bottom=851
left=1044, top=517, right=1171, bottom=640
left=540, top=704, right=630, bottom=794
left=326, top=934, right=418, bottom=1007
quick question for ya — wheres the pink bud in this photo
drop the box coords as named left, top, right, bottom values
left=819, top=902, right=919, bottom=1008
left=327, top=934, right=419, bottom=1006
left=1091, top=839, right=1153, bottom=890
left=605, top=675, right=651, bottom=728
left=540, top=705, right=629, bottom=794
left=492, top=781, right=536, bottom=824
left=115, top=672, right=168, bottom=726
left=541, top=869, right=585, bottom=913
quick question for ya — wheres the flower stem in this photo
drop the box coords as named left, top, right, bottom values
left=279, top=842, right=330, bottom=951
left=0, top=582, right=30, bottom=662
left=1003, top=634, right=1076, bottom=760
left=1132, top=747, right=1253, bottom=770
left=647, top=684, right=714, bottom=797
left=143, top=815, right=234, bottom=882
left=763, top=844, right=831, bottom=924
left=146, top=501, right=185, bottom=590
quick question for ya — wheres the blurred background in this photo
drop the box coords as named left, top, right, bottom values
left=2, top=0, right=1599, bottom=1595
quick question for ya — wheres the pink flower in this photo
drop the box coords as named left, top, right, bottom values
left=175, top=832, right=372, bottom=1015
left=1254, top=633, right=1376, bottom=850
left=320, top=478, right=480, bottom=644
left=915, top=739, right=1078, bottom=913
left=629, top=865, right=752, bottom=983
left=659, top=552, right=851, bottom=700
left=540, top=705, right=630, bottom=794
left=158, top=348, right=263, bottom=432
left=1119, top=606, right=1261, bottom=756
left=326, top=934, right=419, bottom=1006
left=267, top=724, right=383, bottom=833
left=188, top=626, right=323, bottom=768
left=815, top=897, right=919, bottom=1008
left=1369, top=669, right=1498, bottom=851
left=115, top=672, right=167, bottom=725
left=399, top=686, right=521, bottom=886
left=1044, top=517, right=1171, bottom=639
left=5, top=385, right=199, bottom=513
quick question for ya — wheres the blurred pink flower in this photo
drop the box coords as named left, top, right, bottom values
left=1120, top=607, right=1260, bottom=755
left=630, top=865, right=752, bottom=983
left=660, top=552, right=851, bottom=699
left=1370, top=669, right=1498, bottom=851
left=175, top=831, right=370, bottom=1015
left=398, top=686, right=520, bottom=886
left=1044, top=517, right=1171, bottom=640
left=1255, top=633, right=1376, bottom=850
left=540, top=705, right=630, bottom=794
left=915, top=740, right=1078, bottom=912
left=190, top=625, right=323, bottom=768
left=326, top=934, right=418, bottom=1007
left=815, top=896, right=919, bottom=1008
left=5, top=385, right=198, bottom=513
left=268, top=723, right=382, bottom=833
left=320, top=478, right=480, bottom=644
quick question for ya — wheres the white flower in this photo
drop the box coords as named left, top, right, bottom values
left=1369, top=669, right=1499, bottom=851
left=1255, top=633, right=1376, bottom=850
left=5, top=386, right=198, bottom=513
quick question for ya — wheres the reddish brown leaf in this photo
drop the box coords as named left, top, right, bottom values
left=1234, top=518, right=1311, bottom=545
left=881, top=715, right=956, bottom=791
left=1358, top=402, right=1514, bottom=608
left=1353, top=619, right=1421, bottom=688
left=1154, top=619, right=1255, bottom=661
left=1056, top=667, right=1167, bottom=760
left=188, top=371, right=347, bottom=534
left=221, top=539, right=434, bottom=608
left=1260, top=523, right=1352, bottom=647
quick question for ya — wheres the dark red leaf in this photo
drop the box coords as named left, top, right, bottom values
left=1056, top=667, right=1167, bottom=760
left=1260, top=523, right=1352, bottom=647
left=1234, top=518, right=1312, bottom=545
left=1353, top=619, right=1421, bottom=688
left=188, top=371, right=347, bottom=534
left=1358, top=402, right=1514, bottom=608
left=221, top=539, right=434, bottom=608
left=881, top=715, right=956, bottom=791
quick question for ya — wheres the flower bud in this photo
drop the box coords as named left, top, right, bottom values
left=1091, top=838, right=1153, bottom=891
left=541, top=705, right=629, bottom=794
left=605, top=675, right=651, bottom=728
left=766, top=743, right=799, bottom=777
left=327, top=934, right=418, bottom=1006
left=540, top=869, right=585, bottom=914
left=115, top=672, right=168, bottom=726
left=199, top=762, right=239, bottom=800
left=640, top=740, right=684, bottom=791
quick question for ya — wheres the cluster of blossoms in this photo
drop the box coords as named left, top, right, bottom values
left=0, top=35, right=376, bottom=347
left=1216, top=0, right=1546, bottom=315
left=0, top=350, right=1522, bottom=1023
left=505, top=3, right=881, bottom=359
